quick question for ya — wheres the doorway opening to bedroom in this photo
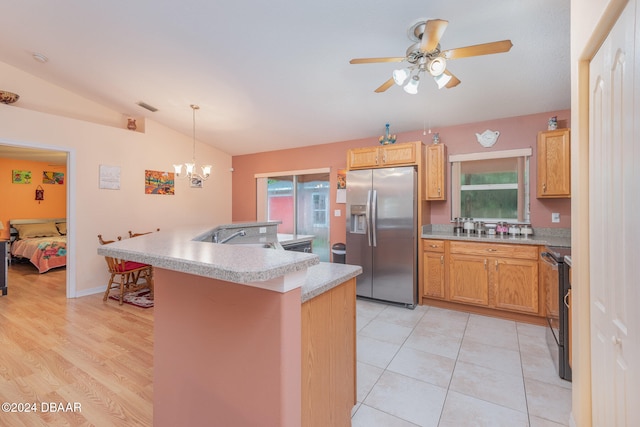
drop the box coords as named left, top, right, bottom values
left=0, top=143, right=71, bottom=298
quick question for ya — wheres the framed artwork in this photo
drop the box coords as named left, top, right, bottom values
left=99, top=165, right=121, bottom=190
left=336, top=168, right=347, bottom=204
left=337, top=169, right=346, bottom=189
left=190, top=176, right=203, bottom=188
left=145, top=170, right=175, bottom=195
left=43, top=171, right=65, bottom=184
left=12, top=170, right=31, bottom=184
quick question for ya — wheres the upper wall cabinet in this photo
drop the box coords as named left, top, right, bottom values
left=347, top=141, right=417, bottom=170
left=537, top=129, right=571, bottom=198
left=425, top=143, right=446, bottom=201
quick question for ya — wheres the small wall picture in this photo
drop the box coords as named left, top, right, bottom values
left=145, top=170, right=175, bottom=195
left=190, top=176, right=203, bottom=188
left=99, top=164, right=121, bottom=190
left=337, top=169, right=346, bottom=189
left=43, top=171, right=65, bottom=184
left=12, top=170, right=31, bottom=184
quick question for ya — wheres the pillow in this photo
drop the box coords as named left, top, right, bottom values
left=56, top=222, right=67, bottom=235
left=14, top=222, right=60, bottom=239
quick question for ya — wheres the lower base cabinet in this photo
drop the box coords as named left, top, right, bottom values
left=449, top=253, right=490, bottom=306
left=301, top=278, right=356, bottom=427
left=423, top=240, right=446, bottom=299
left=423, top=240, right=541, bottom=318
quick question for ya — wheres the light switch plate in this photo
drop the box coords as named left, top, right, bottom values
left=334, top=209, right=341, bottom=217
left=552, top=213, right=560, bottom=223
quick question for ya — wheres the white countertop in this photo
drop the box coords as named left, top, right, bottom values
left=277, top=233, right=314, bottom=245
left=301, top=262, right=362, bottom=303
left=98, top=225, right=320, bottom=285
left=97, top=225, right=361, bottom=299
left=421, top=230, right=571, bottom=248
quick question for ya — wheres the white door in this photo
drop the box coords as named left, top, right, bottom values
left=589, top=1, right=640, bottom=425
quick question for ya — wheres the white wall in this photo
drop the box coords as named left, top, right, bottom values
left=0, top=62, right=232, bottom=295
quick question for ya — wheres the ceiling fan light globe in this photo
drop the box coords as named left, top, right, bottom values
left=392, top=68, right=411, bottom=86
left=427, top=57, right=447, bottom=76
left=434, top=73, right=452, bottom=89
left=404, top=75, right=420, bottom=94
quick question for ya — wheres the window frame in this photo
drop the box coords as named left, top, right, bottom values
left=450, top=148, right=532, bottom=223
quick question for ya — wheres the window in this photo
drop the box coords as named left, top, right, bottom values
left=312, top=193, right=328, bottom=227
left=256, top=169, right=331, bottom=261
left=450, top=149, right=531, bottom=222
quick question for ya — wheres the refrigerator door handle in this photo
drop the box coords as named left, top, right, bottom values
left=366, top=190, right=372, bottom=247
left=371, top=189, right=378, bottom=247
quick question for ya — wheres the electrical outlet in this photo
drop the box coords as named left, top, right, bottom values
left=552, top=213, right=560, bottom=223
left=334, top=209, right=341, bottom=217
left=259, top=227, right=267, bottom=233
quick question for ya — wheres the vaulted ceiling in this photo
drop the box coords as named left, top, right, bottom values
left=0, top=1, right=570, bottom=157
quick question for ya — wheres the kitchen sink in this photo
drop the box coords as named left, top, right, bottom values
left=225, top=242, right=284, bottom=250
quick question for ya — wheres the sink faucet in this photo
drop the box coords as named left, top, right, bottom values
left=217, top=229, right=247, bottom=244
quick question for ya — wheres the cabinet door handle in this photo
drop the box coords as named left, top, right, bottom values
left=430, top=244, right=439, bottom=248
left=438, top=187, right=441, bottom=196
left=543, top=183, right=547, bottom=193
left=440, top=255, right=444, bottom=265
left=487, top=248, right=497, bottom=252
left=495, top=260, right=499, bottom=271
left=484, top=259, right=487, bottom=270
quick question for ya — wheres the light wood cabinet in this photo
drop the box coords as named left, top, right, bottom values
left=347, top=141, right=417, bottom=170
left=537, top=128, right=571, bottom=198
left=493, top=257, right=539, bottom=314
left=448, top=241, right=539, bottom=315
left=301, top=278, right=356, bottom=427
left=423, top=240, right=446, bottom=299
left=449, top=253, right=490, bottom=306
left=425, top=143, right=446, bottom=200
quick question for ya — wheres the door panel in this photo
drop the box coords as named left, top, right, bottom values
left=346, top=170, right=373, bottom=297
left=589, top=2, right=638, bottom=424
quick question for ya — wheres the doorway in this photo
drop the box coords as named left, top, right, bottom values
left=0, top=139, right=76, bottom=298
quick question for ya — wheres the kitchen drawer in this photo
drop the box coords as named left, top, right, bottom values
left=423, top=239, right=445, bottom=252
left=449, top=241, right=538, bottom=260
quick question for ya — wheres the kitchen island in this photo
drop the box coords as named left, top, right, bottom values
left=98, top=225, right=361, bottom=427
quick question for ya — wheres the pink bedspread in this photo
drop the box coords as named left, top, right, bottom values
left=11, top=236, right=67, bottom=273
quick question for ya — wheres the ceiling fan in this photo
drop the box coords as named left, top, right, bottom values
left=350, top=19, right=513, bottom=94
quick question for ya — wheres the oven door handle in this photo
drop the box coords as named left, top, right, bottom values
left=564, top=289, right=571, bottom=309
left=541, top=252, right=559, bottom=270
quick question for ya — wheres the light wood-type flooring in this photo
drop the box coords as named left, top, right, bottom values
left=0, top=262, right=154, bottom=426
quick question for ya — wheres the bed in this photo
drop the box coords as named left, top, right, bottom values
left=9, top=218, right=67, bottom=273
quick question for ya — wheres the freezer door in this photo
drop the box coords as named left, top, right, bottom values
left=346, top=169, right=373, bottom=297
left=372, top=167, right=417, bottom=305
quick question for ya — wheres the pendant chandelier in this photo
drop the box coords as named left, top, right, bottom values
left=173, top=104, right=212, bottom=181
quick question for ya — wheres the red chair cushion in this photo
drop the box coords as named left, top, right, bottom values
left=116, top=261, right=150, bottom=272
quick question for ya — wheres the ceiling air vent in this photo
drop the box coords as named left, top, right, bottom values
left=136, top=101, right=158, bottom=112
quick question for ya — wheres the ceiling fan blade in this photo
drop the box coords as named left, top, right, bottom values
left=420, top=19, right=448, bottom=53
left=443, top=70, right=460, bottom=88
left=374, top=78, right=395, bottom=93
left=350, top=57, right=406, bottom=64
left=442, top=40, right=513, bottom=60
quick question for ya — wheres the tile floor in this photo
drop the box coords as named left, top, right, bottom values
left=351, top=299, right=572, bottom=427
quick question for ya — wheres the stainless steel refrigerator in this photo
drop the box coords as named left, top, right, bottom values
left=346, top=166, right=417, bottom=307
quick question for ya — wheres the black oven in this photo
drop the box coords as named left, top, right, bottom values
left=541, top=246, right=572, bottom=381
